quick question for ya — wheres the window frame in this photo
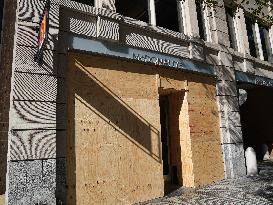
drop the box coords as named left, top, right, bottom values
left=154, top=0, right=183, bottom=33
left=195, top=0, right=211, bottom=42
left=257, top=21, right=271, bottom=61
left=245, top=15, right=259, bottom=58
left=116, top=0, right=184, bottom=33
left=225, top=6, right=238, bottom=51
left=244, top=13, right=273, bottom=62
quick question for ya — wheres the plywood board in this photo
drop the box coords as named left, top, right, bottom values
left=66, top=52, right=224, bottom=204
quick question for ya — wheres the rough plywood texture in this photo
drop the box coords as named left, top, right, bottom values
left=187, top=76, right=225, bottom=187
left=67, top=53, right=163, bottom=205
left=67, top=53, right=224, bottom=204
left=179, top=93, right=195, bottom=187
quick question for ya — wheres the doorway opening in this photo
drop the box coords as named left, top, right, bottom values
left=239, top=85, right=273, bottom=161
left=159, top=92, right=183, bottom=195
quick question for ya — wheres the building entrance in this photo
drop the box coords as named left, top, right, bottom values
left=159, top=93, right=182, bottom=195
left=239, top=85, right=273, bottom=160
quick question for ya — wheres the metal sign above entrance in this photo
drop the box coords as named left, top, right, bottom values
left=68, top=36, right=215, bottom=76
left=235, top=71, right=273, bottom=87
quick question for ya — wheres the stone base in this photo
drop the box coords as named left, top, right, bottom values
left=8, top=158, right=66, bottom=205
left=222, top=143, right=246, bottom=178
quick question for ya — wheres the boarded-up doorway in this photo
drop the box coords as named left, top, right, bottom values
left=159, top=91, right=184, bottom=195
left=66, top=52, right=164, bottom=205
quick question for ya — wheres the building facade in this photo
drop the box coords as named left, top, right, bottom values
left=0, top=0, right=273, bottom=204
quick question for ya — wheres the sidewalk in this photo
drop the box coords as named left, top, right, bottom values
left=136, top=161, right=273, bottom=205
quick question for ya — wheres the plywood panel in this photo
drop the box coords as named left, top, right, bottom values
left=66, top=52, right=224, bottom=204
left=179, top=93, right=195, bottom=187
left=67, top=53, right=163, bottom=205
left=187, top=80, right=224, bottom=187
left=191, top=141, right=224, bottom=186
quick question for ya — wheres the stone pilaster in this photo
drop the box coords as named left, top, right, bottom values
left=216, top=53, right=247, bottom=178
left=180, top=0, right=200, bottom=37
left=206, top=0, right=247, bottom=179
left=209, top=0, right=229, bottom=46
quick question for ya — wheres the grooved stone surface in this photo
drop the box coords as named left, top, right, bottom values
left=13, top=72, right=65, bottom=102
left=98, top=17, right=119, bottom=41
left=10, top=130, right=66, bottom=160
left=10, top=101, right=66, bottom=130
left=14, top=45, right=59, bottom=75
left=121, top=25, right=189, bottom=58
left=222, top=143, right=246, bottom=178
left=18, top=0, right=60, bottom=27
left=17, top=23, right=59, bottom=50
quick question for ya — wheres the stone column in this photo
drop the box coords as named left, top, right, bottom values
left=209, top=0, right=247, bottom=179
left=216, top=55, right=246, bottom=179
left=209, top=0, right=229, bottom=47
left=253, top=21, right=264, bottom=60
left=234, top=8, right=257, bottom=74
left=6, top=0, right=66, bottom=204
